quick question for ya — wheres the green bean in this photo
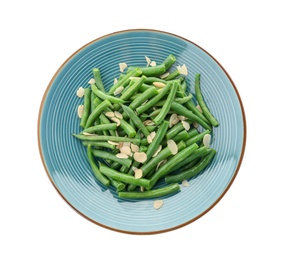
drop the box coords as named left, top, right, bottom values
left=110, top=161, right=122, bottom=170
left=90, top=92, right=96, bottom=111
left=119, top=118, right=136, bottom=138
left=181, top=79, right=187, bottom=93
left=129, top=93, right=142, bottom=101
left=165, top=149, right=216, bottom=183
left=170, top=146, right=211, bottom=172
left=87, top=145, right=110, bottom=186
left=129, top=86, right=158, bottom=110
left=128, top=64, right=166, bottom=77
left=85, top=100, right=111, bottom=128
left=171, top=102, right=212, bottom=130
left=148, top=143, right=199, bottom=189
left=121, top=105, right=150, bottom=137
left=92, top=149, right=132, bottom=168
left=144, top=77, right=167, bottom=84
left=108, top=178, right=126, bottom=192
left=164, top=69, right=180, bottom=80
left=184, top=100, right=209, bottom=123
left=185, top=129, right=210, bottom=146
left=92, top=68, right=105, bottom=93
left=139, top=83, right=152, bottom=92
left=187, top=128, right=199, bottom=139
left=120, top=75, right=147, bottom=101
left=154, top=95, right=192, bottom=106
left=195, top=74, right=219, bottom=127
left=81, top=123, right=117, bottom=134
left=171, top=130, right=190, bottom=143
left=136, top=82, right=171, bottom=115
left=100, top=165, right=150, bottom=189
left=163, top=54, right=176, bottom=70
left=145, top=120, right=169, bottom=161
left=99, top=114, right=116, bottom=136
left=166, top=122, right=184, bottom=140
left=91, top=84, right=125, bottom=104
left=153, top=81, right=178, bottom=125
left=82, top=141, right=116, bottom=150
left=119, top=183, right=180, bottom=199
left=79, top=88, right=91, bottom=128
left=109, top=68, right=142, bottom=94
left=73, top=134, right=141, bottom=145
left=145, top=125, right=157, bottom=132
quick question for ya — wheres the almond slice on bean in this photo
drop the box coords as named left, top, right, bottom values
left=131, top=143, right=139, bottom=152
left=77, top=105, right=84, bottom=118
left=147, top=135, right=153, bottom=144
left=82, top=132, right=97, bottom=136
left=167, top=139, right=178, bottom=155
left=116, top=153, right=129, bottom=159
left=134, top=152, right=147, bottom=163
left=150, top=131, right=156, bottom=140
left=156, top=159, right=167, bottom=170
left=111, top=117, right=121, bottom=126
left=105, top=111, right=115, bottom=118
left=113, top=86, right=124, bottom=96
left=152, top=145, right=162, bottom=157
left=203, top=133, right=211, bottom=148
left=193, top=121, right=199, bottom=128
left=123, top=142, right=131, bottom=147
left=182, top=121, right=190, bottom=131
left=153, top=82, right=166, bottom=88
left=169, top=113, right=179, bottom=128
left=88, top=78, right=96, bottom=84
left=153, top=200, right=164, bottom=210
left=178, top=115, right=187, bottom=121
left=150, top=61, right=157, bottom=67
left=134, top=169, right=143, bottom=179
left=160, top=72, right=170, bottom=79
left=182, top=180, right=189, bottom=187
left=143, top=120, right=155, bottom=126
left=76, top=87, right=85, bottom=98
left=108, top=141, right=120, bottom=146
left=196, top=105, right=203, bottom=113
left=114, top=111, right=123, bottom=119
left=114, top=78, right=118, bottom=84
left=120, top=146, right=132, bottom=156
left=119, top=62, right=127, bottom=72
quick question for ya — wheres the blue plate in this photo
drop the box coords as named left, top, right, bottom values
left=38, top=29, right=246, bottom=234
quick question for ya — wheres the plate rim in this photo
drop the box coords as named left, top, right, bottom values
left=37, top=28, right=247, bottom=235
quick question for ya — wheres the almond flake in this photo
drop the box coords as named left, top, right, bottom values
left=177, top=64, right=188, bottom=75
left=160, top=72, right=170, bottom=79
left=153, top=200, right=164, bottom=209
left=114, top=111, right=123, bottom=119
left=169, top=113, right=179, bottom=128
left=182, top=121, right=190, bottom=131
left=114, top=78, right=118, bottom=84
left=116, top=153, right=129, bottom=159
left=76, top=87, right=85, bottom=98
left=123, top=142, right=131, bottom=147
left=153, top=82, right=166, bottom=88
left=88, top=78, right=96, bottom=84
left=178, top=115, right=187, bottom=121
left=134, top=152, right=147, bottom=163
left=82, top=132, right=97, bottom=136
left=145, top=56, right=151, bottom=67
left=156, top=159, right=167, bottom=170
left=120, top=146, right=132, bottom=156
left=131, top=144, right=139, bottom=152
left=196, top=105, right=203, bottom=113
left=203, top=133, right=211, bottom=148
left=140, top=186, right=145, bottom=192
left=152, top=145, right=162, bottom=157
left=143, top=120, right=155, bottom=126
left=113, top=86, right=124, bottom=96
left=77, top=105, right=84, bottom=118
left=150, top=61, right=157, bottom=67
left=117, top=142, right=123, bottom=149
left=150, top=131, right=156, bottom=139
left=182, top=180, right=189, bottom=187
left=119, top=62, right=128, bottom=72
left=134, top=169, right=143, bottom=179
left=147, top=135, right=153, bottom=144
left=167, top=139, right=178, bottom=155
left=108, top=141, right=120, bottom=146
left=105, top=111, right=115, bottom=118
left=111, top=117, right=121, bottom=126
left=193, top=121, right=199, bottom=128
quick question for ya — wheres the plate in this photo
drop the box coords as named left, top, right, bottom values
left=38, top=29, right=246, bottom=234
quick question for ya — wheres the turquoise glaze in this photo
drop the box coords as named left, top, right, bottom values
left=38, top=29, right=246, bottom=234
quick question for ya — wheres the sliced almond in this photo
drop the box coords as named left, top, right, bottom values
left=143, top=120, right=155, bottom=126
left=77, top=105, right=84, bottom=118
left=113, top=86, right=124, bottom=96
left=108, top=141, right=120, bottom=146
left=203, top=133, right=211, bottom=148
left=177, top=64, right=188, bottom=75
left=117, top=141, right=123, bottom=149
left=130, top=143, right=139, bottom=152
left=196, top=105, right=203, bottom=113
left=147, top=135, right=153, bottom=144
left=134, top=169, right=143, bottom=179
left=116, top=153, right=129, bottom=159
left=88, top=78, right=96, bottom=84
left=167, top=139, right=178, bottom=155
left=134, top=152, right=147, bottom=163
left=182, top=121, right=190, bottom=131
left=123, top=142, right=131, bottom=147
left=156, top=159, right=167, bottom=170
left=145, top=56, right=151, bottom=67
left=141, top=100, right=148, bottom=105
left=119, top=62, right=127, bottom=72
left=152, top=145, right=162, bottom=157
left=182, top=180, right=189, bottom=187
left=140, top=186, right=145, bottom=192
left=178, top=115, right=187, bottom=121
left=153, top=200, right=164, bottom=209
left=120, top=146, right=132, bottom=156
left=105, top=111, right=115, bottom=118
left=153, top=82, right=166, bottom=88
left=114, top=111, right=123, bottom=119
left=76, top=87, right=85, bottom=98
left=169, top=113, right=179, bottom=128
left=150, top=131, right=156, bottom=140
left=114, top=78, right=118, bottom=84
left=150, top=61, right=157, bottom=67
left=82, top=132, right=97, bottom=136
left=111, top=117, right=121, bottom=126
left=160, top=72, right=170, bottom=79
left=193, top=121, right=199, bottom=128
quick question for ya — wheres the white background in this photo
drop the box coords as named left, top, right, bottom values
left=1, top=0, right=284, bottom=259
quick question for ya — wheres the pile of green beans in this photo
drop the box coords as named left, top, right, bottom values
left=73, top=54, right=219, bottom=200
